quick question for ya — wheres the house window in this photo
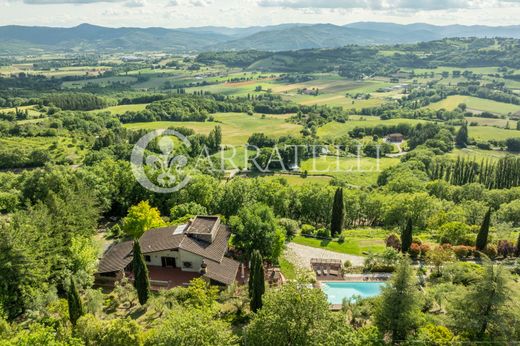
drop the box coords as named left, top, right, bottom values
left=144, top=255, right=151, bottom=262
left=183, top=262, right=192, bottom=268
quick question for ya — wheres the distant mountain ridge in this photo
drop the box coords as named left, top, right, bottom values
left=0, top=22, right=519, bottom=54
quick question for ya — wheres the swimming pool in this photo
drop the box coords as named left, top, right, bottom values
left=322, top=282, right=385, bottom=304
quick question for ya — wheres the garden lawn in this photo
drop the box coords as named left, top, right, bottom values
left=292, top=229, right=388, bottom=256
left=279, top=256, right=297, bottom=280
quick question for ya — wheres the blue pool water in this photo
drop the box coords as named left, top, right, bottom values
left=322, top=282, right=385, bottom=304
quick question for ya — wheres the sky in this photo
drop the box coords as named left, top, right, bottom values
left=0, top=0, right=519, bottom=28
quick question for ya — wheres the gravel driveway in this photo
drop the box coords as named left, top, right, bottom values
left=285, top=242, right=365, bottom=269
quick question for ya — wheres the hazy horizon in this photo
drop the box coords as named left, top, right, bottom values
left=0, top=0, right=519, bottom=28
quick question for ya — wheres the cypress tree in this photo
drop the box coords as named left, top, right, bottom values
left=330, top=188, right=344, bottom=237
left=476, top=209, right=492, bottom=251
left=455, top=122, right=468, bottom=148
left=249, top=250, right=265, bottom=313
left=132, top=240, right=151, bottom=305
left=516, top=233, right=520, bottom=257
left=67, top=278, right=84, bottom=326
left=401, top=218, right=413, bottom=253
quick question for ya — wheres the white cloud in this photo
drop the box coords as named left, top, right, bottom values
left=256, top=0, right=512, bottom=10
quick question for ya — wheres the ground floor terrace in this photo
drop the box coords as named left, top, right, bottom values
left=95, top=265, right=248, bottom=291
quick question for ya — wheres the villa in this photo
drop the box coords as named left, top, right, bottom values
left=95, top=216, right=241, bottom=290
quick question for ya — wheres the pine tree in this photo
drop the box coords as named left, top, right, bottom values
left=330, top=188, right=344, bottom=237
left=249, top=250, right=265, bottom=313
left=476, top=209, right=492, bottom=251
left=67, top=278, right=84, bottom=326
left=374, top=258, right=421, bottom=343
left=401, top=218, right=413, bottom=253
left=455, top=122, right=468, bottom=148
left=132, top=241, right=151, bottom=305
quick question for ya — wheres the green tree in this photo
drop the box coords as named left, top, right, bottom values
left=249, top=250, right=265, bottom=313
left=122, top=201, right=166, bottom=239
left=145, top=307, right=237, bottom=346
left=476, top=208, right=492, bottom=251
left=245, top=281, right=357, bottom=346
left=455, top=123, right=468, bottom=148
left=449, top=261, right=518, bottom=341
left=330, top=188, right=344, bottom=237
left=401, top=218, right=413, bottom=253
left=100, top=318, right=143, bottom=346
left=132, top=241, right=150, bottom=305
left=374, top=258, right=422, bottom=343
left=229, top=203, right=285, bottom=262
left=67, top=278, right=84, bottom=326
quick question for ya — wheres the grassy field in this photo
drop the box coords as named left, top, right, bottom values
left=92, top=103, right=149, bottom=115
left=123, top=112, right=302, bottom=146
left=317, top=117, right=426, bottom=138
left=465, top=116, right=511, bottom=128
left=62, top=76, right=137, bottom=89
left=254, top=174, right=332, bottom=186
left=292, top=228, right=389, bottom=256
left=0, top=136, right=86, bottom=163
left=468, top=125, right=520, bottom=141
left=0, top=105, right=43, bottom=117
left=427, top=95, right=520, bottom=115
left=448, top=148, right=510, bottom=161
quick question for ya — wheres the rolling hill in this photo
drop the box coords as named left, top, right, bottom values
left=1, top=22, right=520, bottom=54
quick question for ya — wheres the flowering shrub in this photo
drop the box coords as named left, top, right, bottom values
left=409, top=243, right=421, bottom=260
left=453, top=245, right=471, bottom=259
left=420, top=244, right=431, bottom=258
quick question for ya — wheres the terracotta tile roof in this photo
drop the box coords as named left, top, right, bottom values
left=179, top=224, right=230, bottom=262
left=97, top=241, right=133, bottom=274
left=139, top=226, right=184, bottom=254
left=204, top=257, right=240, bottom=285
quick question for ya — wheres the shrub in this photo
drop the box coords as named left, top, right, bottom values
left=497, top=240, right=515, bottom=258
left=409, top=243, right=421, bottom=260
left=412, top=237, right=423, bottom=245
left=420, top=244, right=431, bottom=258
left=438, top=222, right=471, bottom=245
left=385, top=233, right=401, bottom=251
left=300, top=224, right=315, bottom=236
left=338, top=234, right=346, bottom=243
left=279, top=218, right=299, bottom=240
left=453, top=245, right=470, bottom=259
left=483, top=244, right=498, bottom=259
left=315, top=228, right=331, bottom=239
left=364, top=248, right=402, bottom=273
